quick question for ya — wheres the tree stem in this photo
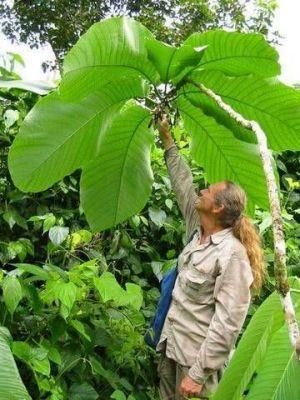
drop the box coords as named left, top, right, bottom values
left=189, top=80, right=300, bottom=357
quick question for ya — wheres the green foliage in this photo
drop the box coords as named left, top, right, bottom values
left=1, top=11, right=300, bottom=400
left=0, top=260, right=158, bottom=399
left=0, top=81, right=186, bottom=398
left=1, top=80, right=300, bottom=398
left=8, top=17, right=300, bottom=233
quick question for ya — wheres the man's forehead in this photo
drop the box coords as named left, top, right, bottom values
left=209, top=181, right=226, bottom=192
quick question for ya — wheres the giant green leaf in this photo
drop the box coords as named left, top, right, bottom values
left=246, top=325, right=300, bottom=399
left=0, top=327, right=31, bottom=399
left=177, top=96, right=269, bottom=209
left=184, top=30, right=280, bottom=78
left=187, top=70, right=300, bottom=150
left=212, top=292, right=284, bottom=400
left=183, top=87, right=255, bottom=144
left=81, top=104, right=153, bottom=231
left=64, top=17, right=158, bottom=84
left=146, top=38, right=206, bottom=83
left=8, top=77, right=148, bottom=192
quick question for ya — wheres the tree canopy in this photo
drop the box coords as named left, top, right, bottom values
left=0, top=0, right=278, bottom=67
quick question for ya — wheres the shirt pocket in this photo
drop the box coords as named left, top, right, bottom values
left=180, top=269, right=215, bottom=304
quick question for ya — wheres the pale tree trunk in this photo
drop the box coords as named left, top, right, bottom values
left=188, top=80, right=300, bottom=357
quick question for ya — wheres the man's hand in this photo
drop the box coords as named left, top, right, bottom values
left=179, top=375, right=203, bottom=398
left=156, top=114, right=174, bottom=150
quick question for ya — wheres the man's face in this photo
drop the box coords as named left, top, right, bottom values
left=195, top=181, right=226, bottom=216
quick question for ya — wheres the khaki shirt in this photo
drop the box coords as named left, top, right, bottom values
left=157, top=145, right=253, bottom=385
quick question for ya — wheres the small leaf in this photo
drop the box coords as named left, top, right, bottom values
left=3, top=109, right=19, bottom=128
left=43, top=214, right=56, bottom=233
left=165, top=199, right=173, bottom=210
left=111, top=390, right=127, bottom=400
left=32, top=358, right=50, bottom=376
left=41, top=341, right=62, bottom=365
left=76, top=230, right=92, bottom=243
left=148, top=207, right=167, bottom=227
left=125, top=283, right=143, bottom=310
left=13, top=341, right=31, bottom=362
left=69, top=230, right=92, bottom=249
left=69, top=383, right=98, bottom=400
left=30, top=347, right=50, bottom=376
left=3, top=276, right=23, bottom=314
left=3, top=208, right=27, bottom=230
left=49, top=226, right=69, bottom=245
left=131, top=215, right=140, bottom=227
left=3, top=210, right=16, bottom=229
left=70, top=320, right=91, bottom=342
left=259, top=213, right=272, bottom=234
left=57, top=282, right=77, bottom=315
left=94, top=273, right=125, bottom=305
left=14, top=263, right=49, bottom=280
left=140, top=216, right=148, bottom=226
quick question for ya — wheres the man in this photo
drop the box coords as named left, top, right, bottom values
left=156, top=116, right=265, bottom=399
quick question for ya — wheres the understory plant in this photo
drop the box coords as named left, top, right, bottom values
left=0, top=259, right=159, bottom=400
left=6, top=16, right=300, bottom=399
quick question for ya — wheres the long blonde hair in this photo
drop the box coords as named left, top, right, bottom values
left=215, top=181, right=265, bottom=293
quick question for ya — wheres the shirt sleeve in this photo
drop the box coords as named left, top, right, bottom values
left=188, top=253, right=253, bottom=384
left=164, top=145, right=198, bottom=238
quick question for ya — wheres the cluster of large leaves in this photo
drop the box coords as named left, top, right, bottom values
left=8, top=17, right=300, bottom=231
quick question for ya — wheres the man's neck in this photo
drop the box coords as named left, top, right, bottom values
left=199, top=215, right=224, bottom=243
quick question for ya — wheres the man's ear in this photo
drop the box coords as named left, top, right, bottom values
left=212, top=203, right=224, bottom=216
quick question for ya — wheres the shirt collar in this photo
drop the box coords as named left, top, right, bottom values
left=198, top=226, right=233, bottom=245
